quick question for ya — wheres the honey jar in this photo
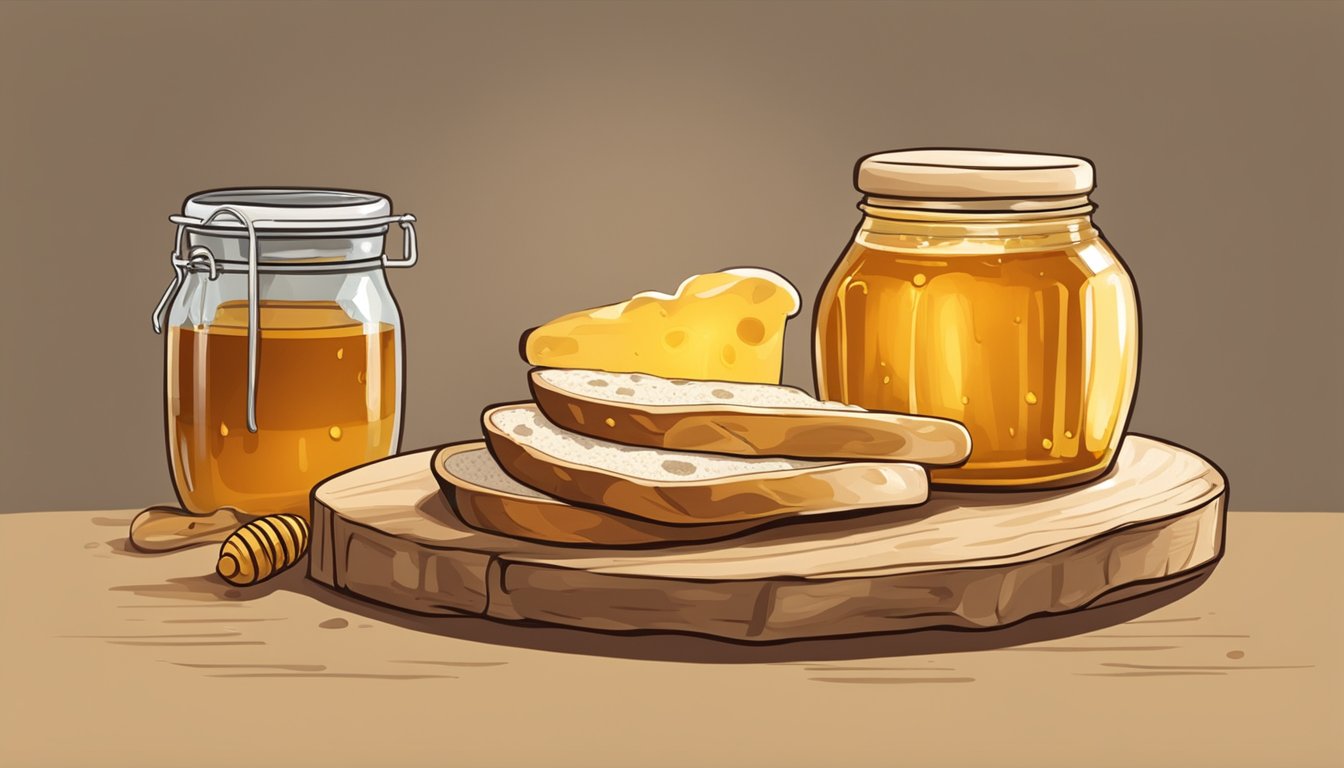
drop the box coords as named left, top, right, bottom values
left=151, top=189, right=419, bottom=517
left=815, top=150, right=1139, bottom=489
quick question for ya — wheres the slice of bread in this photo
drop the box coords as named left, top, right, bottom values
left=482, top=403, right=929, bottom=525
left=529, top=368, right=971, bottom=465
left=432, top=442, right=768, bottom=547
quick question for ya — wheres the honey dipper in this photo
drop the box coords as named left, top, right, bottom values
left=128, top=505, right=311, bottom=586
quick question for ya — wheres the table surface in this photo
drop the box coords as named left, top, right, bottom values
left=1, top=509, right=1340, bottom=768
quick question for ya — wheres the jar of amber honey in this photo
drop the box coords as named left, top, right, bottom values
left=151, top=189, right=419, bottom=517
left=815, top=150, right=1139, bottom=489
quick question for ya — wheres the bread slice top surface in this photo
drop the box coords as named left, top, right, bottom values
left=488, top=404, right=829, bottom=483
left=441, top=444, right=549, bottom=499
left=534, top=368, right=863, bottom=412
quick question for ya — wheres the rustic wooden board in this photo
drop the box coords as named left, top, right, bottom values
left=309, top=435, right=1227, bottom=642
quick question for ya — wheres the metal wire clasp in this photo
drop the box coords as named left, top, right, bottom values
left=150, top=207, right=262, bottom=432
left=384, top=214, right=418, bottom=268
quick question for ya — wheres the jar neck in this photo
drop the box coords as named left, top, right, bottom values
left=188, top=232, right=388, bottom=266
left=857, top=195, right=1099, bottom=252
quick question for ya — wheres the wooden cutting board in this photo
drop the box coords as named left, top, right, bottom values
left=309, top=435, right=1227, bottom=642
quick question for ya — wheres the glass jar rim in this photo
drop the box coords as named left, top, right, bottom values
left=178, top=188, right=394, bottom=235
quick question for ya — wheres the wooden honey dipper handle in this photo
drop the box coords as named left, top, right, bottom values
left=128, top=506, right=257, bottom=553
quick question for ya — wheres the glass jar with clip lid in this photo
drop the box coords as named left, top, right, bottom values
left=151, top=188, right=419, bottom=519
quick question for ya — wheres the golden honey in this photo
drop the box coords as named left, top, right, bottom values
left=816, top=212, right=1138, bottom=488
left=167, top=301, right=398, bottom=517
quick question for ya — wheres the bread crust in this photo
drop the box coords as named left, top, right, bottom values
left=432, top=442, right=766, bottom=547
left=529, top=369, right=971, bottom=466
left=482, top=404, right=929, bottom=525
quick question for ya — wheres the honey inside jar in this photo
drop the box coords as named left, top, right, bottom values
left=167, top=301, right=398, bottom=517
left=815, top=149, right=1139, bottom=489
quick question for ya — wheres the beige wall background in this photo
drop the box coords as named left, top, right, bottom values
left=1, top=0, right=1339, bottom=512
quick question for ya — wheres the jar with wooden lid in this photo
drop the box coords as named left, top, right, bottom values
left=814, top=149, right=1139, bottom=489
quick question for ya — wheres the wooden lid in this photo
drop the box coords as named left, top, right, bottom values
left=856, top=149, right=1094, bottom=200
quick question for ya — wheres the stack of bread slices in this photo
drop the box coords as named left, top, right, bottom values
left=433, top=367, right=972, bottom=547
